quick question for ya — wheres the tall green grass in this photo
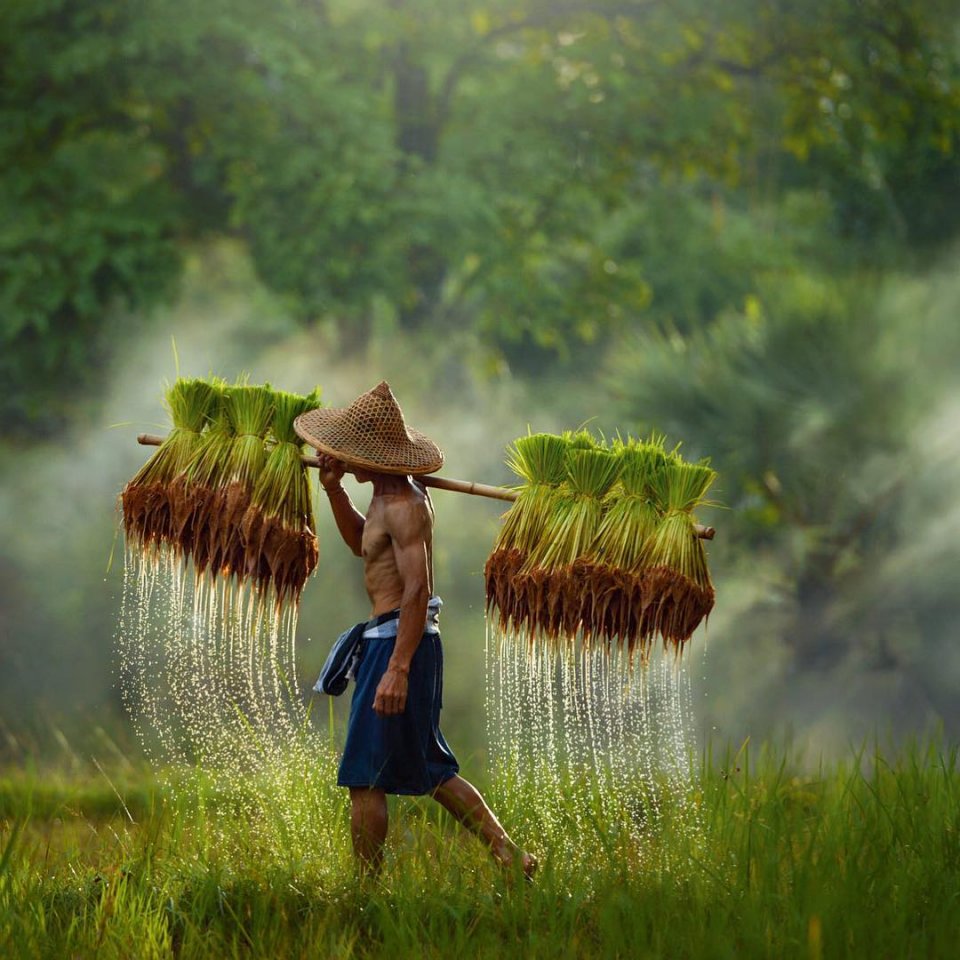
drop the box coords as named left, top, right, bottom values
left=2, top=739, right=959, bottom=958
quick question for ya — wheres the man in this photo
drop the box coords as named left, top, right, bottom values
left=294, top=381, right=536, bottom=878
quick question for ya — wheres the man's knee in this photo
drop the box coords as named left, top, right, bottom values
left=350, top=787, right=387, bottom=820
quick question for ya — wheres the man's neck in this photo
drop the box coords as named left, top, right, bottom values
left=370, top=473, right=413, bottom=496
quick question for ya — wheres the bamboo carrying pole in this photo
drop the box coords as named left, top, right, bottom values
left=136, top=433, right=716, bottom=539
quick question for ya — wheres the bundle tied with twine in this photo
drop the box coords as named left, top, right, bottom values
left=486, top=429, right=717, bottom=653
left=208, top=383, right=275, bottom=579
left=121, top=376, right=322, bottom=607
left=182, top=389, right=233, bottom=576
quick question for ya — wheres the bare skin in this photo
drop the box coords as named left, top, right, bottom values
left=317, top=452, right=537, bottom=880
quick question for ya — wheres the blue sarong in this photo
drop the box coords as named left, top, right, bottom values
left=332, top=597, right=459, bottom=795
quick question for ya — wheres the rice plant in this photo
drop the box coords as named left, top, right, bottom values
left=243, top=388, right=323, bottom=604
left=640, top=459, right=718, bottom=647
left=207, top=383, right=274, bottom=578
left=587, top=436, right=669, bottom=647
left=184, top=391, right=235, bottom=578
left=524, top=442, right=621, bottom=641
left=3, top=738, right=958, bottom=959
left=121, top=377, right=222, bottom=556
left=484, top=432, right=568, bottom=636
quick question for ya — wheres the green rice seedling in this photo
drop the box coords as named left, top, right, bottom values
left=167, top=378, right=226, bottom=559
left=214, top=383, right=275, bottom=579
left=484, top=432, right=568, bottom=635
left=588, top=436, right=669, bottom=648
left=640, top=459, right=717, bottom=647
left=564, top=427, right=600, bottom=451
left=121, top=377, right=221, bottom=555
left=184, top=396, right=234, bottom=577
left=243, top=388, right=323, bottom=604
left=525, top=443, right=621, bottom=642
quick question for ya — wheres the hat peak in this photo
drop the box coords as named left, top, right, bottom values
left=292, top=381, right=443, bottom=474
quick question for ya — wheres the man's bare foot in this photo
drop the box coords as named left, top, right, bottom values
left=517, top=850, right=538, bottom=882
left=494, top=844, right=539, bottom=882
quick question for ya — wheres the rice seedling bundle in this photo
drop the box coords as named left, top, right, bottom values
left=587, top=437, right=668, bottom=646
left=121, top=377, right=221, bottom=555
left=243, top=388, right=322, bottom=603
left=207, top=383, right=275, bottom=579
left=484, top=432, right=568, bottom=634
left=523, top=443, right=621, bottom=642
left=164, top=378, right=227, bottom=561
left=486, top=428, right=717, bottom=655
left=123, top=376, right=326, bottom=607
left=639, top=459, right=717, bottom=646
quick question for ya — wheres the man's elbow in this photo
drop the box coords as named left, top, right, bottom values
left=349, top=521, right=365, bottom=556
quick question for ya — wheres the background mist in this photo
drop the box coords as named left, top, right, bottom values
left=3, top=241, right=960, bottom=763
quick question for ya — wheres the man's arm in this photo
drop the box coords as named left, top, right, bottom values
left=316, top=453, right=364, bottom=556
left=372, top=497, right=431, bottom=716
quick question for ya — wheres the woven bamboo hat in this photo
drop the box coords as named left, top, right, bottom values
left=293, top=381, right=444, bottom=475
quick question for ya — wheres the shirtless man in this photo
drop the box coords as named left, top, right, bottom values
left=297, top=382, right=535, bottom=878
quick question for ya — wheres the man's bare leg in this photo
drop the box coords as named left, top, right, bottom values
left=432, top=775, right=537, bottom=879
left=349, top=787, right=388, bottom=875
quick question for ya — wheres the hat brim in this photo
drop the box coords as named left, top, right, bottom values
left=294, top=408, right=444, bottom=476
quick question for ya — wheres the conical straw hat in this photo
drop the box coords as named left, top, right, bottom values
left=293, top=381, right=444, bottom=475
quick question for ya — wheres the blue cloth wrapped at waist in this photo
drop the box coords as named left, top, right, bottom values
left=361, top=595, right=442, bottom=641
left=314, top=597, right=443, bottom=696
left=330, top=595, right=459, bottom=796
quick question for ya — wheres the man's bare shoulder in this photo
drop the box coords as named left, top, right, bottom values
left=379, top=487, right=432, bottom=544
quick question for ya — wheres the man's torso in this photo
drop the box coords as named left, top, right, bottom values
left=362, top=480, right=435, bottom=615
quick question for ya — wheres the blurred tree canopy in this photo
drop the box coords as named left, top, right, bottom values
left=2, top=0, right=959, bottom=436
left=609, top=266, right=960, bottom=706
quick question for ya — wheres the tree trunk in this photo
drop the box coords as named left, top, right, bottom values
left=391, top=34, right=447, bottom=327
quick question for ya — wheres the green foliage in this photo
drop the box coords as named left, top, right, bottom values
left=612, top=280, right=906, bottom=534
left=1, top=2, right=185, bottom=434
left=607, top=271, right=957, bottom=670
left=3, top=0, right=958, bottom=434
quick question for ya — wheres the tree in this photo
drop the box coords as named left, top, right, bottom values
left=3, top=0, right=958, bottom=435
left=607, top=266, right=960, bottom=726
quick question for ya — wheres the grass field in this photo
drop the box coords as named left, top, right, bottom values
left=1, top=738, right=958, bottom=959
